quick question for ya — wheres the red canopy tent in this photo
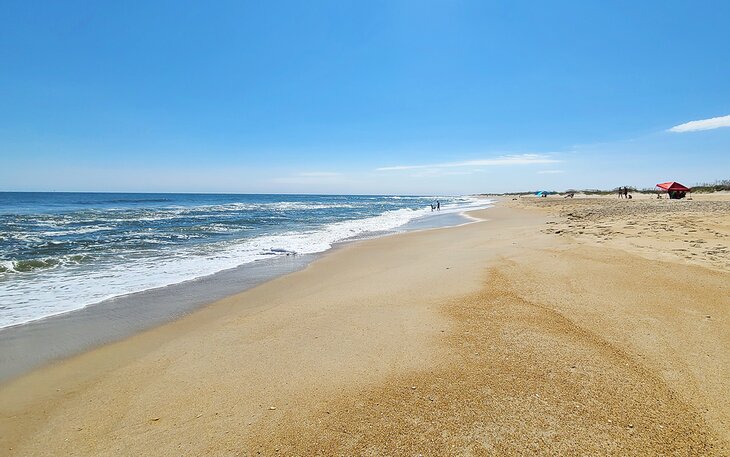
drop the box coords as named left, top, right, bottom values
left=656, top=181, right=691, bottom=199
left=656, top=181, right=690, bottom=192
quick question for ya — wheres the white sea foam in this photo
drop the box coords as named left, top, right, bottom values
left=38, top=226, right=116, bottom=236
left=165, top=201, right=360, bottom=213
left=0, top=197, right=493, bottom=328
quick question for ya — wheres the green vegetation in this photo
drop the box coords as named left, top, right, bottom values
left=690, top=179, right=730, bottom=193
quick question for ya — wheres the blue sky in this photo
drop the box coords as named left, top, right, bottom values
left=1, top=0, right=728, bottom=194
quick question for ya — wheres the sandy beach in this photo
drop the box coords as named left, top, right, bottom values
left=4, top=3, right=728, bottom=455
left=1, top=197, right=729, bottom=455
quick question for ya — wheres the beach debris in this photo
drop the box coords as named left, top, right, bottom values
left=195, top=413, right=203, bottom=418
left=269, top=406, right=277, bottom=410
left=411, top=386, right=417, bottom=390
left=150, top=417, right=160, bottom=422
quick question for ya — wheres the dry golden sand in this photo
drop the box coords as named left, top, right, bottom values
left=522, top=194, right=730, bottom=271
left=248, top=275, right=722, bottom=455
left=1, top=199, right=729, bottom=455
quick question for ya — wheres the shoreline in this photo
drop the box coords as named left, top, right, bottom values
left=2, top=199, right=728, bottom=455
left=0, top=194, right=491, bottom=331
left=0, top=206, right=488, bottom=383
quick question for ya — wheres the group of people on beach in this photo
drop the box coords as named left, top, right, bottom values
left=430, top=200, right=441, bottom=212
left=617, top=187, right=632, bottom=199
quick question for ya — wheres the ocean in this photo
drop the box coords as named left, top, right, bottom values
left=0, top=192, right=490, bottom=329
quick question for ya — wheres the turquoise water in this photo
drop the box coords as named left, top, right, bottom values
left=0, top=193, right=490, bottom=328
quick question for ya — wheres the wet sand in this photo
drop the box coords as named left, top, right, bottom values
left=0, top=210, right=478, bottom=383
left=1, top=199, right=728, bottom=455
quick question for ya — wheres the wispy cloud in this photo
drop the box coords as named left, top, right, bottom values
left=296, top=171, right=341, bottom=177
left=668, top=115, right=730, bottom=133
left=377, top=154, right=559, bottom=171
left=443, top=171, right=474, bottom=175
left=537, top=169, right=564, bottom=174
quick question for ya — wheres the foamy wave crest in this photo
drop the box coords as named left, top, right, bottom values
left=0, top=207, right=431, bottom=328
left=255, top=206, right=428, bottom=254
left=0, top=254, right=92, bottom=274
left=38, top=226, right=116, bottom=236
left=165, top=201, right=361, bottom=214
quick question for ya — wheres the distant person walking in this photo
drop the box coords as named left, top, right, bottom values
left=618, top=187, right=623, bottom=198
left=623, top=187, right=629, bottom=198
left=436, top=200, right=441, bottom=211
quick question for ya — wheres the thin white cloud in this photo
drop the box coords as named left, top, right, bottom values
left=668, top=115, right=730, bottom=133
left=377, top=154, right=560, bottom=171
left=443, top=171, right=473, bottom=176
left=537, top=170, right=565, bottom=174
left=297, top=171, right=341, bottom=177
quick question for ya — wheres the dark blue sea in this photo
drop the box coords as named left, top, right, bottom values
left=0, top=193, right=491, bottom=328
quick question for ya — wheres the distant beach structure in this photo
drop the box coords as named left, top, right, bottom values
left=656, top=181, right=691, bottom=199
